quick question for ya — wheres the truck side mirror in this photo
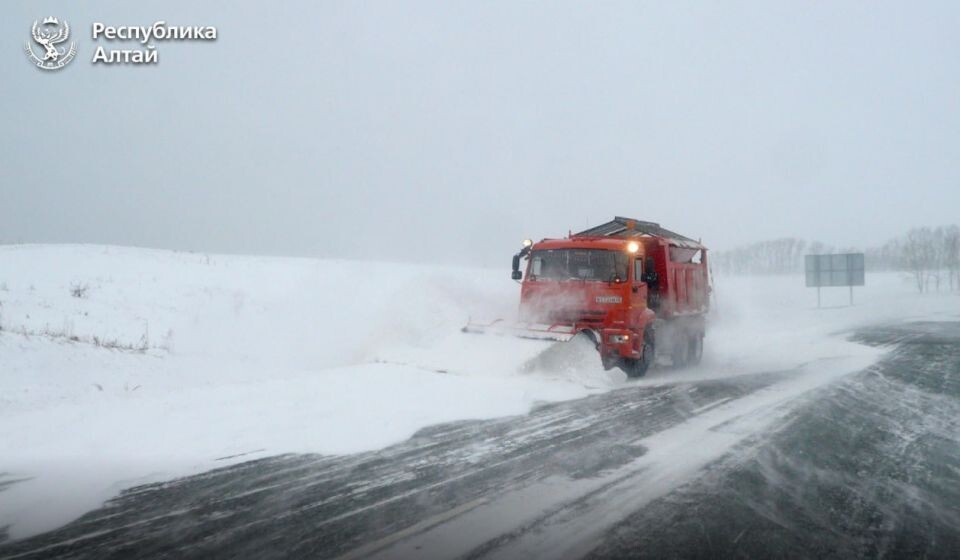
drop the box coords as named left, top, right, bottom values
left=512, top=270, right=522, bottom=281
left=512, top=254, right=522, bottom=280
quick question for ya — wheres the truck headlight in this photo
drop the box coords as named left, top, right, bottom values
left=609, top=334, right=630, bottom=344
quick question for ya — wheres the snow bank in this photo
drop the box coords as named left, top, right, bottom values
left=0, top=244, right=955, bottom=538
left=704, top=272, right=960, bottom=376
left=0, top=245, right=583, bottom=537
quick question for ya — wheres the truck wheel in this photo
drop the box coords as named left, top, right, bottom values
left=688, top=334, right=704, bottom=365
left=623, top=330, right=655, bottom=378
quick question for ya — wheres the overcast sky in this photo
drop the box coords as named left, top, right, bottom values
left=3, top=1, right=959, bottom=266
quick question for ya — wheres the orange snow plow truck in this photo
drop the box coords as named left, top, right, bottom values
left=465, top=217, right=710, bottom=378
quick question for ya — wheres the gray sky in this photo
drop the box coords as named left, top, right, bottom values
left=3, top=1, right=959, bottom=266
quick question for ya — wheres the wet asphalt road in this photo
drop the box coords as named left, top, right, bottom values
left=1, top=322, right=959, bottom=559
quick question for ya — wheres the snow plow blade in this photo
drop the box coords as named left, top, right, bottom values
left=461, top=319, right=577, bottom=343
left=463, top=319, right=602, bottom=374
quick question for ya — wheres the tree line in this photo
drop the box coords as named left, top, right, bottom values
left=711, top=225, right=960, bottom=293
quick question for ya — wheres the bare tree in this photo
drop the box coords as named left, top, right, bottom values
left=713, top=225, right=960, bottom=286
left=903, top=227, right=937, bottom=293
left=713, top=238, right=816, bottom=275
left=943, top=225, right=960, bottom=291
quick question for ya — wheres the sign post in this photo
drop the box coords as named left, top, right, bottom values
left=805, top=253, right=865, bottom=307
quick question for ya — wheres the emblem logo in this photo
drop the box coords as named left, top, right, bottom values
left=595, top=295, right=623, bottom=304
left=24, top=17, right=78, bottom=71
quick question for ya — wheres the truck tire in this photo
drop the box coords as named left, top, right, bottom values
left=688, top=334, right=704, bottom=365
left=624, top=330, right=655, bottom=378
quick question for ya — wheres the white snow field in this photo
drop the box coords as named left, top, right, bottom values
left=0, top=244, right=957, bottom=538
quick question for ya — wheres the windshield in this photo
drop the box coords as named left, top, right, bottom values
left=529, top=249, right=628, bottom=282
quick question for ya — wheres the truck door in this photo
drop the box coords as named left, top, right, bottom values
left=630, top=257, right=648, bottom=323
